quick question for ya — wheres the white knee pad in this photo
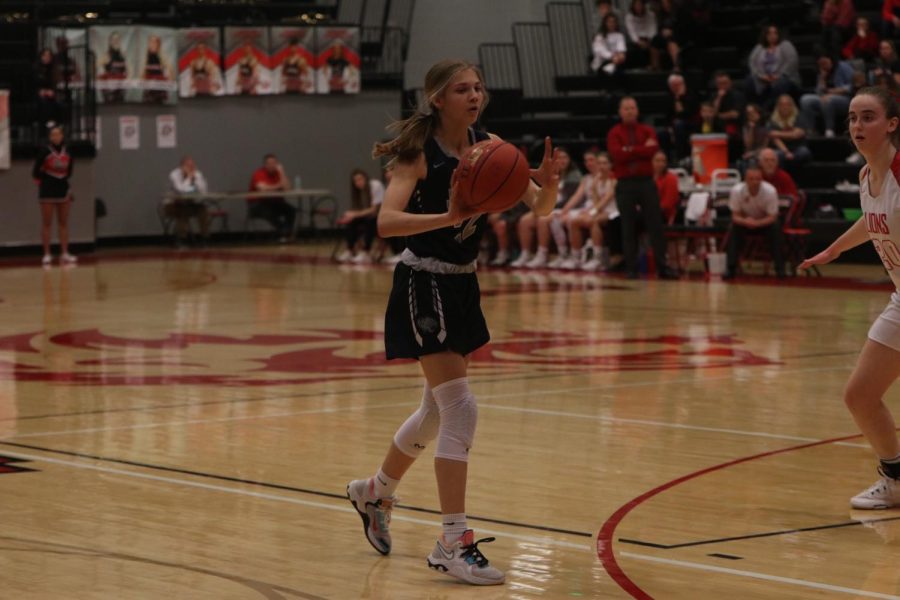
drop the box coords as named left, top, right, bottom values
left=432, top=377, right=478, bottom=462
left=550, top=217, right=568, bottom=250
left=393, top=383, right=440, bottom=458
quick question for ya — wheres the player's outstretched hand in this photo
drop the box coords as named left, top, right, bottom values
left=447, top=180, right=480, bottom=224
left=799, top=247, right=840, bottom=271
left=530, top=136, right=561, bottom=189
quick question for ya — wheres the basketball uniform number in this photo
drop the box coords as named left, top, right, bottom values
left=872, top=239, right=900, bottom=270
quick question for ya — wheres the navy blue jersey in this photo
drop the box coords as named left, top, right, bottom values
left=404, top=128, right=492, bottom=265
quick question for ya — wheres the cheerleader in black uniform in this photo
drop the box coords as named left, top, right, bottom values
left=142, top=35, right=170, bottom=104
left=346, top=59, right=559, bottom=586
left=32, top=126, right=75, bottom=266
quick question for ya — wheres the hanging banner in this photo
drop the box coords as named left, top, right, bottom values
left=315, top=27, right=361, bottom=94
left=156, top=115, right=176, bottom=148
left=177, top=28, right=224, bottom=98
left=90, top=26, right=134, bottom=103
left=0, top=91, right=9, bottom=170
left=90, top=26, right=177, bottom=104
left=135, top=26, right=178, bottom=104
left=42, top=28, right=86, bottom=91
left=119, top=115, right=140, bottom=150
left=270, top=27, right=316, bottom=95
left=224, top=27, right=272, bottom=95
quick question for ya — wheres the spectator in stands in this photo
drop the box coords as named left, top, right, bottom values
left=607, top=96, right=674, bottom=279
left=724, top=163, right=785, bottom=279
left=35, top=49, right=61, bottom=131
left=166, top=156, right=210, bottom=247
left=869, top=40, right=900, bottom=86
left=842, top=17, right=880, bottom=63
left=33, top=126, right=75, bottom=266
left=591, top=13, right=628, bottom=90
left=592, top=0, right=623, bottom=35
left=653, top=150, right=680, bottom=224
left=336, top=169, right=385, bottom=264
left=248, top=154, right=295, bottom=242
left=758, top=147, right=799, bottom=199
left=512, top=148, right=582, bottom=268
left=676, top=0, right=711, bottom=49
left=488, top=204, right=529, bottom=267
left=562, top=152, right=618, bottom=271
left=746, top=25, right=801, bottom=111
left=624, top=0, right=656, bottom=68
left=882, top=0, right=900, bottom=38
left=658, top=73, right=699, bottom=161
left=821, top=0, right=856, bottom=59
left=739, top=103, right=769, bottom=171
left=695, top=101, right=724, bottom=135
left=768, top=94, right=812, bottom=174
left=800, top=50, right=855, bottom=137
left=711, top=71, right=745, bottom=160
left=650, top=0, right=681, bottom=71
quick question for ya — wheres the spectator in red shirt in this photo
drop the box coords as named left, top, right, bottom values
left=843, top=17, right=880, bottom=63
left=758, top=147, right=798, bottom=199
left=248, top=153, right=296, bottom=242
left=607, top=96, right=675, bottom=278
left=653, top=150, right=680, bottom=223
left=883, top=0, right=900, bottom=38
left=821, top=0, right=856, bottom=58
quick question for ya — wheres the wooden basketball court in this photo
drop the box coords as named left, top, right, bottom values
left=1, top=244, right=899, bottom=599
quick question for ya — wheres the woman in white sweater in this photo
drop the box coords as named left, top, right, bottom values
left=592, top=12, right=627, bottom=89
left=624, top=0, right=657, bottom=68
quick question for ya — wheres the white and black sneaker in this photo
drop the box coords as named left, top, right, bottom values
left=347, top=478, right=396, bottom=555
left=850, top=468, right=900, bottom=509
left=427, top=529, right=505, bottom=586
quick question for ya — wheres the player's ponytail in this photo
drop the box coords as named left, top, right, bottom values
left=373, top=59, right=489, bottom=167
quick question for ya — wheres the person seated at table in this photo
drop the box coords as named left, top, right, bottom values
left=248, top=153, right=295, bottom=242
left=336, top=168, right=385, bottom=264
left=166, top=155, right=210, bottom=247
left=724, top=163, right=785, bottom=279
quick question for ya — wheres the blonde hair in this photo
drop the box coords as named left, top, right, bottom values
left=373, top=59, right=489, bottom=166
left=770, top=94, right=799, bottom=129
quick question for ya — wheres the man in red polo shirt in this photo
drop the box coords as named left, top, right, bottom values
left=249, top=153, right=296, bottom=242
left=758, top=147, right=798, bottom=199
left=607, top=96, right=675, bottom=279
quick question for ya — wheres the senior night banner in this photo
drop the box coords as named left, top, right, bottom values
left=315, top=27, right=361, bottom=94
left=270, top=27, right=315, bottom=95
left=224, top=27, right=272, bottom=95
left=0, top=91, right=9, bottom=170
left=178, top=28, right=224, bottom=98
left=91, top=26, right=177, bottom=104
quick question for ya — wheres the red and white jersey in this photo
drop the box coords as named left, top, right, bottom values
left=861, top=150, right=900, bottom=290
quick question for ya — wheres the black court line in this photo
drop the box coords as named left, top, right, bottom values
left=708, top=553, right=743, bottom=560
left=618, top=516, right=900, bottom=549
left=0, top=440, right=593, bottom=540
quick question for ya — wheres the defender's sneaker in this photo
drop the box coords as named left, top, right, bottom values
left=851, top=468, right=900, bottom=509
left=426, top=529, right=505, bottom=586
left=347, top=478, right=396, bottom=555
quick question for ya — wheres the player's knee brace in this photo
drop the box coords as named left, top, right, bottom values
left=432, top=377, right=477, bottom=462
left=393, top=383, right=440, bottom=458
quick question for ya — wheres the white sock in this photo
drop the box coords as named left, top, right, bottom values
left=535, top=247, right=548, bottom=257
left=442, top=513, right=467, bottom=544
left=557, top=246, right=568, bottom=258
left=373, top=468, right=400, bottom=498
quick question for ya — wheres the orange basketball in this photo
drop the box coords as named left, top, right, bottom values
left=454, top=140, right=531, bottom=214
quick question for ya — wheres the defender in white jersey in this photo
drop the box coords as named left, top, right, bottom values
left=802, top=86, right=900, bottom=509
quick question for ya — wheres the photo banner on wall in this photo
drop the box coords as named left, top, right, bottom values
left=224, top=27, right=272, bottom=95
left=0, top=90, right=9, bottom=170
left=136, top=26, right=178, bottom=104
left=270, top=27, right=315, bottom=95
left=177, top=28, right=224, bottom=98
left=315, top=27, right=361, bottom=94
left=90, top=26, right=133, bottom=103
left=42, top=28, right=87, bottom=91
left=90, top=26, right=177, bottom=104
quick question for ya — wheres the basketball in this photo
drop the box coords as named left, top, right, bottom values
left=454, top=139, right=531, bottom=214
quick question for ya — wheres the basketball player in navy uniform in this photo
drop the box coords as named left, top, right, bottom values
left=32, top=126, right=76, bottom=266
left=346, top=59, right=560, bottom=585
